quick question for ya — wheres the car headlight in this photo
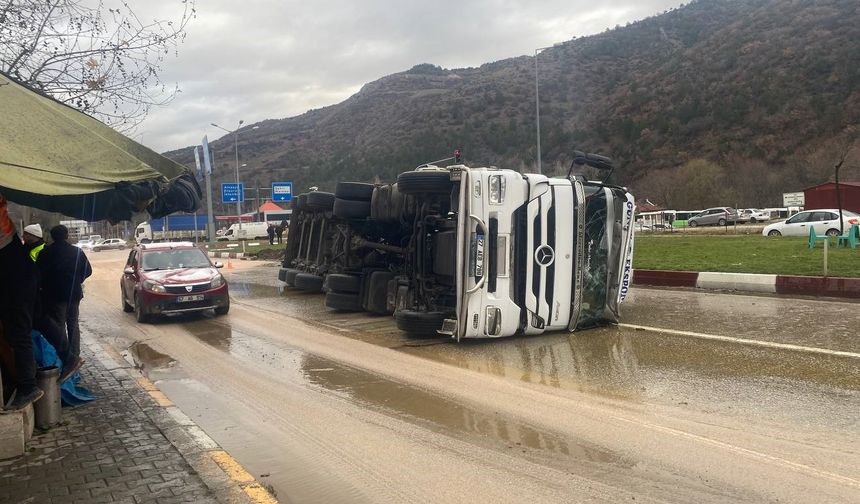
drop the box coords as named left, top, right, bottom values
left=488, top=175, right=506, bottom=204
left=210, top=274, right=225, bottom=288
left=143, top=280, right=166, bottom=293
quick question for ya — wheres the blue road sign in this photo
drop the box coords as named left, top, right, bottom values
left=221, top=183, right=244, bottom=203
left=271, top=182, right=293, bottom=202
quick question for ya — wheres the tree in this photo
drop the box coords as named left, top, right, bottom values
left=0, top=0, right=195, bottom=129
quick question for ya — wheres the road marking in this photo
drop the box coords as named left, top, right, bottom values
left=619, top=323, right=860, bottom=359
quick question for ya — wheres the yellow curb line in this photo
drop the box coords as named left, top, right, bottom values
left=210, top=450, right=279, bottom=504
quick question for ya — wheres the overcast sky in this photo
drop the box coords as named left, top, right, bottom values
left=137, top=0, right=681, bottom=152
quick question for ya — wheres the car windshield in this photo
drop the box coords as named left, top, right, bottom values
left=141, top=248, right=210, bottom=271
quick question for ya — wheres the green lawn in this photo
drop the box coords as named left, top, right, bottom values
left=633, top=235, right=860, bottom=277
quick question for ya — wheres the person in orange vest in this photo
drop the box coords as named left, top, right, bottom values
left=23, top=224, right=45, bottom=262
left=0, top=193, right=42, bottom=411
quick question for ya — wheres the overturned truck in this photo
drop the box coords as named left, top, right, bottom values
left=279, top=153, right=634, bottom=340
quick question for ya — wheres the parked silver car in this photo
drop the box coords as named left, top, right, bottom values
left=93, top=238, right=127, bottom=252
left=687, top=207, right=739, bottom=227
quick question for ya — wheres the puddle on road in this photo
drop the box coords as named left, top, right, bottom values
left=300, top=354, right=631, bottom=467
left=128, top=341, right=175, bottom=370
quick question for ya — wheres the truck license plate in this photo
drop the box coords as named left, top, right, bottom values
left=475, top=234, right=485, bottom=278
left=177, top=294, right=204, bottom=303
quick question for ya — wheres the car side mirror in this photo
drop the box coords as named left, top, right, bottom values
left=123, top=267, right=135, bottom=275
left=214, top=261, right=224, bottom=269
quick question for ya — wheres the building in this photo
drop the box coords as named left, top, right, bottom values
left=258, top=201, right=291, bottom=223
left=803, top=182, right=860, bottom=213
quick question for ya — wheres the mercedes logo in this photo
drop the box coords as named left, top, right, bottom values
left=534, top=245, right=555, bottom=267
left=185, top=285, right=193, bottom=292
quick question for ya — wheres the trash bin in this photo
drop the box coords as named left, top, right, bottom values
left=34, top=366, right=61, bottom=429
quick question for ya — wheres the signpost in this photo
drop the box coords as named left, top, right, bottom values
left=222, top=183, right=244, bottom=203
left=783, top=192, right=805, bottom=207
left=271, top=182, right=293, bottom=202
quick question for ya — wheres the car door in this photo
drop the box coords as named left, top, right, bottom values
left=701, top=209, right=719, bottom=226
left=781, top=211, right=813, bottom=236
left=122, top=250, right=139, bottom=303
left=810, top=211, right=838, bottom=235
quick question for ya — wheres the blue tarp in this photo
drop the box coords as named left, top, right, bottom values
left=31, top=331, right=96, bottom=407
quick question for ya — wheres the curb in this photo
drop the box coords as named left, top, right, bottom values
left=84, top=333, right=278, bottom=504
left=633, top=269, right=860, bottom=299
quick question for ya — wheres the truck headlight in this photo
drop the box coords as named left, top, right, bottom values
left=210, top=274, right=225, bottom=288
left=488, top=175, right=506, bottom=204
left=143, top=280, right=166, bottom=293
left=485, top=306, right=502, bottom=336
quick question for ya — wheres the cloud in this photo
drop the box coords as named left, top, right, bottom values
left=137, top=0, right=680, bottom=152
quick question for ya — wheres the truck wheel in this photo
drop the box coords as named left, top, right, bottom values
left=325, top=291, right=363, bottom=311
left=394, top=310, right=449, bottom=336
left=333, top=198, right=371, bottom=219
left=325, top=273, right=361, bottom=293
left=364, top=271, right=393, bottom=314
left=296, top=194, right=308, bottom=210
left=284, top=268, right=301, bottom=287
left=397, top=171, right=452, bottom=194
left=294, top=272, right=324, bottom=292
left=335, top=182, right=375, bottom=201
left=306, top=191, right=335, bottom=210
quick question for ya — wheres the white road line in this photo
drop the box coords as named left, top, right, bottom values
left=619, top=323, right=860, bottom=359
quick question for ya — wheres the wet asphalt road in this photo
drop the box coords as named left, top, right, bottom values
left=81, top=250, right=860, bottom=503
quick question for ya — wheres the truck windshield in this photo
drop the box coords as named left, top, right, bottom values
left=141, top=249, right=210, bottom=270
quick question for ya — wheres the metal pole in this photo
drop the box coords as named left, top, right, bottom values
left=534, top=48, right=542, bottom=175
left=205, top=150, right=216, bottom=243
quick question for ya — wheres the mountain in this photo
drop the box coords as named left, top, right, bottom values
left=164, top=0, right=860, bottom=210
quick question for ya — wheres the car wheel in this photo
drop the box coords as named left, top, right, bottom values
left=826, top=228, right=841, bottom=238
left=324, top=274, right=361, bottom=293
left=134, top=294, right=150, bottom=323
left=688, top=220, right=698, bottom=228
left=394, top=310, right=449, bottom=336
left=294, top=272, right=324, bottom=292
left=768, top=230, right=782, bottom=237
left=397, top=170, right=453, bottom=194
left=215, top=299, right=230, bottom=316
left=325, top=291, right=363, bottom=311
left=750, top=218, right=757, bottom=224
left=333, top=198, right=371, bottom=219
left=718, top=218, right=727, bottom=226
left=121, top=285, right=133, bottom=312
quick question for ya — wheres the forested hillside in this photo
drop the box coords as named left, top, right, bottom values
left=165, top=0, right=860, bottom=210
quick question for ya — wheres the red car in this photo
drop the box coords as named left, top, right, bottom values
left=120, top=242, right=229, bottom=322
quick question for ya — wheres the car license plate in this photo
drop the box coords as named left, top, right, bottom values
left=177, top=294, right=204, bottom=303
left=475, top=234, right=485, bottom=278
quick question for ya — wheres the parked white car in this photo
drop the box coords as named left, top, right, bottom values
left=738, top=208, right=771, bottom=223
left=93, top=238, right=126, bottom=251
left=762, top=209, right=860, bottom=237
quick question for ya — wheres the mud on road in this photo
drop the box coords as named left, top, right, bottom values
left=82, top=250, right=860, bottom=503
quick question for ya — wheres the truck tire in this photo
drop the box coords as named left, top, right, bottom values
left=394, top=310, right=449, bottom=336
left=397, top=171, right=452, bottom=194
left=306, top=191, right=335, bottom=210
left=284, top=268, right=301, bottom=287
left=333, top=198, right=371, bottom=219
left=294, top=272, right=324, bottom=292
left=364, top=271, right=393, bottom=314
left=296, top=194, right=308, bottom=211
left=325, top=291, right=363, bottom=311
left=324, top=273, right=361, bottom=293
left=335, top=182, right=374, bottom=201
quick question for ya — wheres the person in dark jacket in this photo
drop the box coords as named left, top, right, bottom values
left=267, top=224, right=275, bottom=245
left=37, top=225, right=91, bottom=382
left=0, top=194, right=42, bottom=410
left=275, top=224, right=284, bottom=244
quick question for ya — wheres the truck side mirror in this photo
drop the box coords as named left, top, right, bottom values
left=214, top=261, right=224, bottom=269
left=123, top=266, right=135, bottom=275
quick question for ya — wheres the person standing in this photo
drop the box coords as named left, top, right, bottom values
left=22, top=224, right=45, bottom=261
left=267, top=223, right=275, bottom=245
left=37, top=225, right=91, bottom=382
left=0, top=194, right=42, bottom=410
left=275, top=223, right=284, bottom=245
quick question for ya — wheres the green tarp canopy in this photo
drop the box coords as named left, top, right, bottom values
left=0, top=72, right=200, bottom=222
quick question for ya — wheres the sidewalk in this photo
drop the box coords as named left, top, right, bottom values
left=633, top=269, right=860, bottom=299
left=0, top=334, right=277, bottom=504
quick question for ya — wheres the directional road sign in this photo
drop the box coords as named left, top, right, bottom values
left=271, top=182, right=293, bottom=202
left=222, top=183, right=244, bottom=203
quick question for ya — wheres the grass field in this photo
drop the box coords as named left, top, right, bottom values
left=633, top=234, right=860, bottom=277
